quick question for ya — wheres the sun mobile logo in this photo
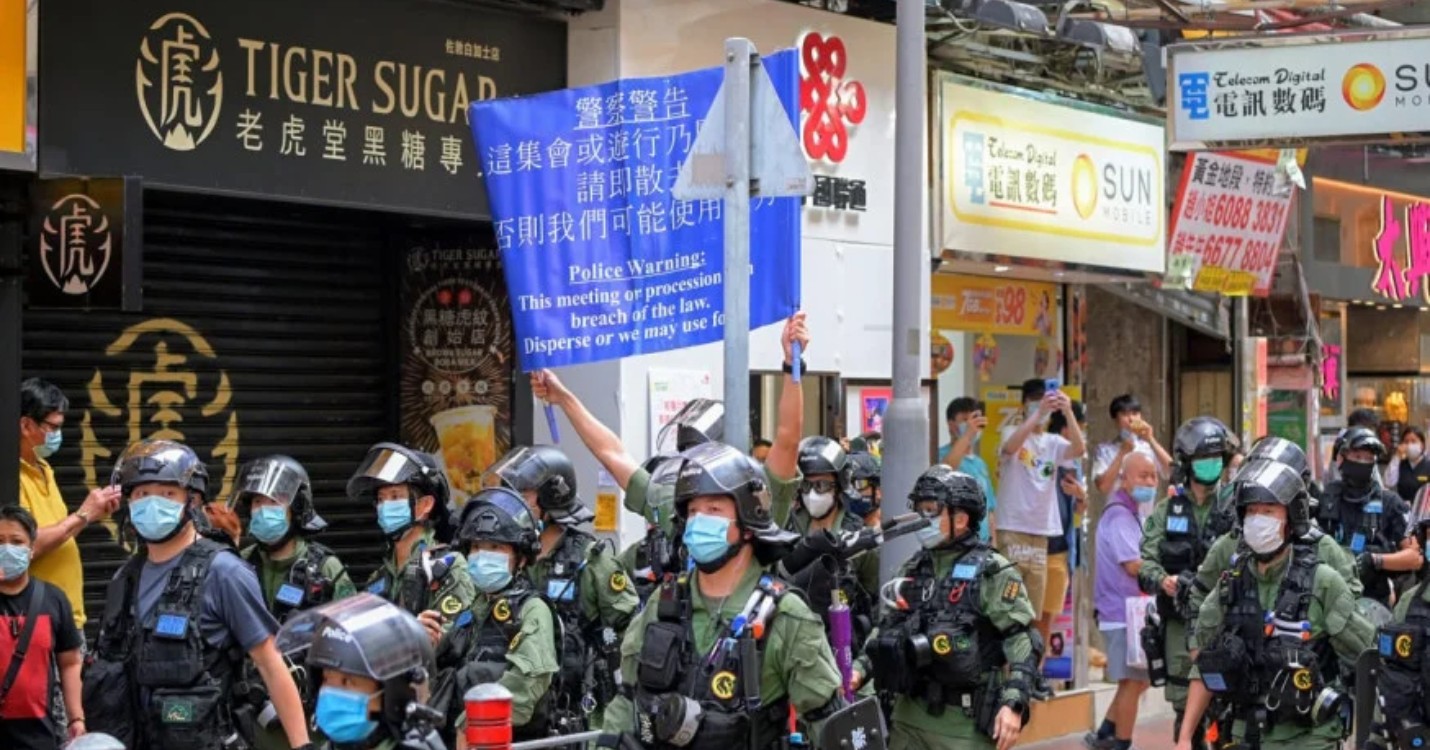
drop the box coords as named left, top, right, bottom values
left=1070, top=154, right=1098, bottom=220
left=1342, top=63, right=1386, bottom=112
left=136, top=13, right=224, bottom=151
left=799, top=32, right=866, bottom=164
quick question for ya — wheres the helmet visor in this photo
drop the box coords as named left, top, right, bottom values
left=482, top=447, right=543, bottom=492
left=1235, top=459, right=1303, bottom=507
left=230, top=460, right=306, bottom=509
left=111, top=441, right=202, bottom=491
left=656, top=399, right=724, bottom=454
left=349, top=446, right=422, bottom=501
left=281, top=593, right=431, bottom=681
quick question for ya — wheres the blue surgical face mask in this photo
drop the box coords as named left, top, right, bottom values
left=315, top=685, right=380, bottom=743
left=130, top=495, right=186, bottom=541
left=916, top=523, right=947, bottom=549
left=377, top=499, right=413, bottom=536
left=1129, top=485, right=1157, bottom=504
left=956, top=422, right=970, bottom=438
left=468, top=550, right=513, bottom=593
left=249, top=505, right=291, bottom=545
left=35, top=429, right=61, bottom=459
left=1191, top=457, right=1225, bottom=485
left=0, top=544, right=31, bottom=581
left=683, top=513, right=733, bottom=565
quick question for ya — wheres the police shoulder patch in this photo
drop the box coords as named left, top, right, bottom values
left=439, top=595, right=463, bottom=616
left=710, top=670, right=737, bottom=700
left=610, top=571, right=629, bottom=593
left=510, top=632, right=523, bottom=651
left=1001, top=580, right=1022, bottom=603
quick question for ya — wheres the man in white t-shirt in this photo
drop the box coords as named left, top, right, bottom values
left=1092, top=393, right=1173, bottom=497
left=997, top=378, right=1086, bottom=616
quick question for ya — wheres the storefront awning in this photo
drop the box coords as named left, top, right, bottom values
left=1099, top=282, right=1231, bottom=340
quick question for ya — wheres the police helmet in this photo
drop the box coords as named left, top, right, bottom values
left=1173, top=417, right=1238, bottom=461
left=642, top=452, right=678, bottom=476
left=112, top=439, right=209, bottom=499
left=797, top=436, right=851, bottom=486
left=1234, top=458, right=1311, bottom=537
left=278, top=593, right=434, bottom=729
left=1338, top=427, right=1386, bottom=461
left=908, top=465, right=986, bottom=527
left=675, top=442, right=797, bottom=561
left=848, top=451, right=881, bottom=486
left=655, top=399, right=725, bottom=454
left=484, top=445, right=591, bottom=525
left=456, top=487, right=541, bottom=563
left=1245, top=436, right=1309, bottom=482
left=348, top=443, right=454, bottom=542
left=229, top=455, right=325, bottom=535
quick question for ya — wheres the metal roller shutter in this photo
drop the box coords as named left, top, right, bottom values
left=24, top=190, right=396, bottom=633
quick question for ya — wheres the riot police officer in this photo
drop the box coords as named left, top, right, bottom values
left=602, top=441, right=844, bottom=750
left=84, top=440, right=313, bottom=750
left=276, top=593, right=443, bottom=750
left=1318, top=427, right=1418, bottom=606
left=485, top=445, right=637, bottom=729
left=782, top=438, right=880, bottom=628
left=847, top=451, right=882, bottom=527
left=424, top=487, right=558, bottom=745
left=1373, top=492, right=1430, bottom=749
left=854, top=465, right=1040, bottom=750
left=1174, top=461, right=1374, bottom=750
left=618, top=455, right=685, bottom=604
left=1187, top=440, right=1362, bottom=638
left=230, top=455, right=358, bottom=750
left=348, top=443, right=476, bottom=620
left=1137, top=417, right=1239, bottom=742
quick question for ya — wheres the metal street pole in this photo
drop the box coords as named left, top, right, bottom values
left=882, top=0, right=928, bottom=580
left=722, top=38, right=754, bottom=453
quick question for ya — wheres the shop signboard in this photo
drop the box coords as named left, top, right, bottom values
left=26, top=177, right=143, bottom=311
left=399, top=235, right=514, bottom=509
left=931, top=275, right=1060, bottom=338
left=938, top=76, right=1166, bottom=274
left=1165, top=152, right=1293, bottom=297
left=0, top=0, right=33, bottom=170
left=1369, top=191, right=1430, bottom=305
left=470, top=51, right=802, bottom=371
left=38, top=0, right=565, bottom=219
left=1168, top=27, right=1430, bottom=150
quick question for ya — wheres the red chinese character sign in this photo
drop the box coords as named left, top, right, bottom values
left=1370, top=195, right=1430, bottom=304
left=1165, top=152, right=1293, bottom=296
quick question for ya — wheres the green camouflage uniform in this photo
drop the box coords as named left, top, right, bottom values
left=450, top=592, right=560, bottom=729
left=603, top=564, right=843, bottom=746
left=1192, top=553, right=1373, bottom=750
left=364, top=529, right=476, bottom=626
left=854, top=545, right=1038, bottom=750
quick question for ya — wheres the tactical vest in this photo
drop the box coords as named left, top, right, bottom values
left=631, top=523, right=678, bottom=604
left=633, top=576, right=792, bottom=750
left=1320, top=484, right=1398, bottom=603
left=1376, top=585, right=1430, bottom=745
left=1208, top=543, right=1333, bottom=730
left=431, top=582, right=551, bottom=744
left=1158, top=488, right=1233, bottom=620
left=242, top=541, right=343, bottom=623
left=866, top=545, right=1006, bottom=719
left=540, top=529, right=622, bottom=726
left=366, top=542, right=460, bottom=615
left=83, top=538, right=243, bottom=750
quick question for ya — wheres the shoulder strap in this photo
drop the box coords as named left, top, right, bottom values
left=0, top=584, right=46, bottom=707
left=1274, top=543, right=1320, bottom=621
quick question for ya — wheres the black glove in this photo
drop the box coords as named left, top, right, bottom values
left=1357, top=553, right=1380, bottom=580
left=779, top=530, right=841, bottom=577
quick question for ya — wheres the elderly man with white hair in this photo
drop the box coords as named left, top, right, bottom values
left=1087, top=450, right=1159, bottom=750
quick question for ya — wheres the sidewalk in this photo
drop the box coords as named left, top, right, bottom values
left=1022, top=714, right=1178, bottom=750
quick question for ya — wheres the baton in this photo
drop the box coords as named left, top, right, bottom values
left=791, top=342, right=802, bottom=383
left=544, top=403, right=561, bottom=444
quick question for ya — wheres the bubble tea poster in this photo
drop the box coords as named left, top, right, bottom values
left=400, top=238, right=515, bottom=508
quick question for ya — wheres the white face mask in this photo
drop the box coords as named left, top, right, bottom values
left=803, top=490, right=835, bottom=519
left=1409, top=443, right=1424, bottom=462
left=1243, top=514, right=1285, bottom=555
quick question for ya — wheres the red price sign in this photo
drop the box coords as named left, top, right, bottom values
left=994, top=284, right=1026, bottom=327
left=1167, top=152, right=1293, bottom=297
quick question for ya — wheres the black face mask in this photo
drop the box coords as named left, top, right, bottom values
left=1341, top=460, right=1375, bottom=489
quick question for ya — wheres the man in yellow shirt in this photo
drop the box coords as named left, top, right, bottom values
left=18, top=378, right=121, bottom=629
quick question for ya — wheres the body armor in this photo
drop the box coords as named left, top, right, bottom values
left=431, top=582, right=550, bottom=743
left=1158, top=488, right=1234, bottom=620
left=241, top=542, right=343, bottom=623
left=1319, top=484, right=1399, bottom=603
left=366, top=542, right=461, bottom=616
left=541, top=529, right=622, bottom=729
left=1377, top=586, right=1430, bottom=749
left=865, top=546, right=1011, bottom=723
left=633, top=576, right=792, bottom=750
left=1199, top=544, right=1344, bottom=742
left=84, top=538, right=243, bottom=750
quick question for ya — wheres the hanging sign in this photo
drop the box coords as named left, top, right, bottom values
left=1165, top=152, right=1292, bottom=297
